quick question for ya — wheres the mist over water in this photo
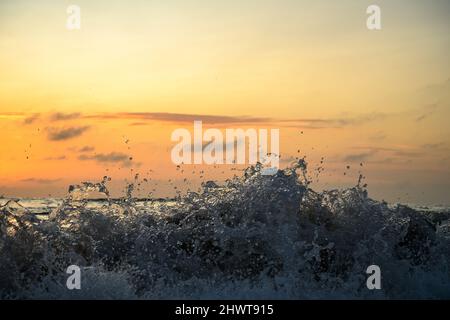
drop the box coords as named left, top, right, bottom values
left=0, top=160, right=449, bottom=299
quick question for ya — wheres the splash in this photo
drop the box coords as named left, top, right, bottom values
left=67, top=176, right=111, bottom=201
left=0, top=160, right=449, bottom=299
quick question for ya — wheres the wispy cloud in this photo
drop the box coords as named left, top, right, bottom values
left=421, top=78, right=450, bottom=96
left=129, top=122, right=149, bottom=126
left=78, top=152, right=133, bottom=166
left=50, top=112, right=81, bottom=121
left=369, top=131, right=387, bottom=141
left=351, top=146, right=423, bottom=159
left=44, top=155, right=67, bottom=161
left=79, top=152, right=130, bottom=162
left=392, top=150, right=422, bottom=157
left=416, top=104, right=438, bottom=122
left=415, top=78, right=450, bottom=121
left=280, top=112, right=388, bottom=129
left=83, top=111, right=391, bottom=129
left=23, top=113, right=40, bottom=125
left=343, top=151, right=376, bottom=163
left=421, top=142, right=447, bottom=151
left=86, top=112, right=271, bottom=124
left=12, top=110, right=393, bottom=130
left=79, top=146, right=95, bottom=152
left=21, top=178, right=61, bottom=184
left=182, top=138, right=246, bottom=154
left=47, top=126, right=90, bottom=141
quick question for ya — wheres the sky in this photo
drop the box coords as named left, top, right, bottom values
left=0, top=0, right=449, bottom=205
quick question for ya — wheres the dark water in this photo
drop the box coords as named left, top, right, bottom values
left=1, top=161, right=449, bottom=299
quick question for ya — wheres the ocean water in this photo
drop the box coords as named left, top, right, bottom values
left=1, top=161, right=449, bottom=299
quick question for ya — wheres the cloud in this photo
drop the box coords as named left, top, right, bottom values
left=21, top=178, right=61, bottom=184
left=343, top=151, right=376, bottom=163
left=179, top=136, right=248, bottom=155
left=87, top=112, right=271, bottom=124
left=79, top=146, right=95, bottom=152
left=82, top=111, right=393, bottom=130
left=422, top=78, right=450, bottom=96
left=129, top=122, right=149, bottom=126
left=277, top=112, right=389, bottom=129
left=369, top=131, right=387, bottom=141
left=351, top=146, right=423, bottom=159
left=422, top=142, right=445, bottom=150
left=80, top=152, right=130, bottom=162
left=332, top=113, right=388, bottom=126
left=44, top=155, right=67, bottom=160
left=50, top=112, right=81, bottom=121
left=11, top=111, right=393, bottom=130
left=370, top=158, right=413, bottom=165
left=392, top=150, right=422, bottom=157
left=416, top=104, right=438, bottom=122
left=78, top=152, right=134, bottom=166
left=23, top=113, right=40, bottom=125
left=16, top=111, right=392, bottom=131
left=415, top=78, right=450, bottom=121
left=47, top=126, right=90, bottom=141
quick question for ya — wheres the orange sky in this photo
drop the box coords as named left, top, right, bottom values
left=0, top=0, right=449, bottom=204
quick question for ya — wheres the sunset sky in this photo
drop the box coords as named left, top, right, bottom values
left=0, top=0, right=449, bottom=205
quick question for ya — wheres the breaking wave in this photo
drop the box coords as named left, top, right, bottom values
left=1, top=160, right=449, bottom=299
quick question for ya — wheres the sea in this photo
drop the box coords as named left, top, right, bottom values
left=1, top=161, right=449, bottom=299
